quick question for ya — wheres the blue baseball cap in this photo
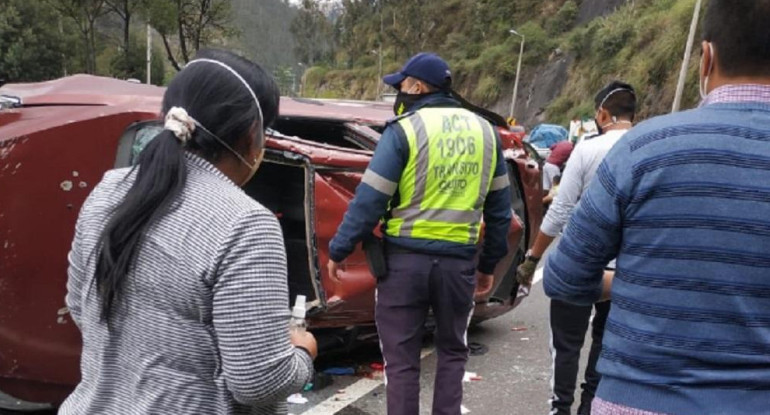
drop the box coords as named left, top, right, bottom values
left=383, top=53, right=452, bottom=90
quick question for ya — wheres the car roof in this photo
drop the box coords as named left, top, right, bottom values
left=0, top=75, right=378, bottom=167
left=0, top=74, right=393, bottom=126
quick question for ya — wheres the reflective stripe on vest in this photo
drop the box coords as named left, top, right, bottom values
left=385, top=107, right=497, bottom=244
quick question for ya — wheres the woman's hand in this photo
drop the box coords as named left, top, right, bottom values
left=290, top=330, right=318, bottom=360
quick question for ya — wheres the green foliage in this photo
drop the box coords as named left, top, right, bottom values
left=593, top=7, right=637, bottom=61
left=566, top=23, right=599, bottom=59
left=476, top=44, right=517, bottom=79
left=230, top=0, right=298, bottom=73
left=516, top=22, right=554, bottom=64
left=108, top=33, right=166, bottom=84
left=1, top=0, right=247, bottom=84
left=297, top=0, right=708, bottom=128
left=291, top=0, right=335, bottom=66
left=0, top=0, right=80, bottom=82
left=48, top=0, right=110, bottom=74
left=145, top=0, right=236, bottom=69
left=143, top=0, right=177, bottom=36
left=545, top=0, right=703, bottom=125
left=301, top=66, right=330, bottom=97
left=547, top=1, right=578, bottom=36
left=472, top=76, right=501, bottom=103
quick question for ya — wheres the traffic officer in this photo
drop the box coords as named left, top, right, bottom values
left=328, top=52, right=512, bottom=415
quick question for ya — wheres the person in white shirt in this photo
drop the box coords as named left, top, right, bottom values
left=542, top=141, right=574, bottom=197
left=516, top=81, right=637, bottom=415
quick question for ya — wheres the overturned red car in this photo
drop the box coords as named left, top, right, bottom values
left=0, top=75, right=542, bottom=409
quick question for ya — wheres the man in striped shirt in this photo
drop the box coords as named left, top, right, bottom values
left=545, top=1, right=770, bottom=414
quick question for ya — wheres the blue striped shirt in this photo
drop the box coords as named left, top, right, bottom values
left=544, top=90, right=770, bottom=415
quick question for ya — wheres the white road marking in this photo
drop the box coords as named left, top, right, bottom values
left=298, top=377, right=382, bottom=415
left=300, top=248, right=555, bottom=414
left=300, top=348, right=435, bottom=415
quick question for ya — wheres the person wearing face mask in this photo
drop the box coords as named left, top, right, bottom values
left=327, top=52, right=512, bottom=415
left=543, top=2, right=770, bottom=414
left=516, top=80, right=636, bottom=415
left=59, top=49, right=316, bottom=415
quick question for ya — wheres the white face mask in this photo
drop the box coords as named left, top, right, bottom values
left=240, top=148, right=265, bottom=186
left=700, top=42, right=715, bottom=101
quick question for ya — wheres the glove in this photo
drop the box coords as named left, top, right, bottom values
left=516, top=257, right=538, bottom=287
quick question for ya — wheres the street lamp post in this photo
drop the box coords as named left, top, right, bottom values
left=509, top=29, right=525, bottom=121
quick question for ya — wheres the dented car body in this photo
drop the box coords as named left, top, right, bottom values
left=0, top=76, right=542, bottom=408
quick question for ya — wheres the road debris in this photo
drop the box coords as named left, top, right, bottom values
left=287, top=393, right=308, bottom=405
left=370, top=362, right=384, bottom=371
left=323, top=367, right=355, bottom=376
left=463, top=371, right=483, bottom=382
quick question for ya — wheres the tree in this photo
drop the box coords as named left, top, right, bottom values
left=0, top=1, right=79, bottom=82
left=104, top=0, right=144, bottom=77
left=335, top=0, right=377, bottom=68
left=108, top=32, right=167, bottom=84
left=49, top=0, right=108, bottom=74
left=376, top=0, right=439, bottom=61
left=290, top=0, right=335, bottom=66
left=229, top=0, right=298, bottom=73
left=145, top=0, right=237, bottom=71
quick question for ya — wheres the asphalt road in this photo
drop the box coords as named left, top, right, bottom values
left=290, top=252, right=594, bottom=415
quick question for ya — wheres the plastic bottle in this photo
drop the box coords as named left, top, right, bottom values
left=290, top=295, right=307, bottom=334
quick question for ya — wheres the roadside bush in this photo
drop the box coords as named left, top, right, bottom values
left=478, top=43, right=517, bottom=79
left=516, top=21, right=554, bottom=64
left=472, top=75, right=501, bottom=103
left=593, top=6, right=637, bottom=61
left=547, top=0, right=578, bottom=36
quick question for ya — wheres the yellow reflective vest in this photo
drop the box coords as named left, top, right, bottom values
left=385, top=107, right=498, bottom=244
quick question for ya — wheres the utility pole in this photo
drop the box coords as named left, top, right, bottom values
left=377, top=2, right=384, bottom=100
left=146, top=23, right=152, bottom=84
left=509, top=29, right=525, bottom=120
left=672, top=0, right=703, bottom=112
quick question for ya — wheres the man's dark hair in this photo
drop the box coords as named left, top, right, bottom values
left=703, top=0, right=770, bottom=78
left=594, top=80, right=637, bottom=121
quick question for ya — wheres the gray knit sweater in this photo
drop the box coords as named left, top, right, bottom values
left=60, top=154, right=313, bottom=415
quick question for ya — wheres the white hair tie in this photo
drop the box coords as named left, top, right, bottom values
left=164, top=107, right=196, bottom=144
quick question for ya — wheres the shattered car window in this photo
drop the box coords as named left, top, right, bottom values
left=131, top=125, right=163, bottom=165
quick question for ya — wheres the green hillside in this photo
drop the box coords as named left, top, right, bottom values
left=300, top=0, right=704, bottom=127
